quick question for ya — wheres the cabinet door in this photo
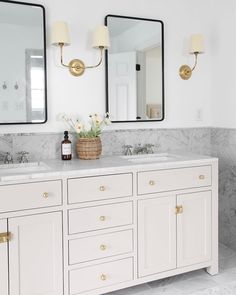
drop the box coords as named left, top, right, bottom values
left=0, top=219, right=8, bottom=295
left=9, top=212, right=63, bottom=295
left=177, top=191, right=211, bottom=267
left=138, top=195, right=176, bottom=277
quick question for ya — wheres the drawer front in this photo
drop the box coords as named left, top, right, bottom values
left=69, top=258, right=133, bottom=294
left=138, top=166, right=211, bottom=195
left=68, top=173, right=133, bottom=204
left=68, top=202, right=133, bottom=234
left=0, top=180, right=62, bottom=212
left=69, top=230, right=133, bottom=264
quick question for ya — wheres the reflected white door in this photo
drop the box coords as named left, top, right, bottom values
left=177, top=191, right=212, bottom=267
left=138, top=196, right=176, bottom=277
left=108, top=51, right=137, bottom=121
left=9, top=212, right=63, bottom=295
left=0, top=219, right=8, bottom=295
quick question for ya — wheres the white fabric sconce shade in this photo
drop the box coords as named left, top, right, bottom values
left=189, top=34, right=204, bottom=54
left=51, top=21, right=70, bottom=46
left=92, top=25, right=110, bottom=48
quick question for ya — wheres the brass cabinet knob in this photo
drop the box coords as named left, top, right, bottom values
left=99, top=216, right=106, bottom=222
left=149, top=180, right=155, bottom=186
left=175, top=205, right=183, bottom=214
left=43, top=192, right=49, bottom=199
left=199, top=175, right=205, bottom=180
left=99, top=186, right=106, bottom=192
left=0, top=232, right=11, bottom=243
left=100, top=274, right=107, bottom=281
left=100, top=244, right=107, bottom=251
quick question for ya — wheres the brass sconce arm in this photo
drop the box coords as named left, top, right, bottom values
left=179, top=52, right=199, bottom=80
left=59, top=43, right=105, bottom=77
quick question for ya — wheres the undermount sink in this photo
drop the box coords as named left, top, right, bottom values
left=0, top=162, right=51, bottom=175
left=121, top=153, right=178, bottom=163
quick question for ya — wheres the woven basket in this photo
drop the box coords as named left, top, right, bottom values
left=76, top=137, right=102, bottom=160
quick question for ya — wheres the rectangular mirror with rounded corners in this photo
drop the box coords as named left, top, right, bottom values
left=105, top=15, right=164, bottom=123
left=0, top=0, right=47, bottom=125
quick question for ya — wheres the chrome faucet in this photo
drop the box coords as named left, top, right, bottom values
left=0, top=152, right=14, bottom=164
left=17, top=151, right=29, bottom=163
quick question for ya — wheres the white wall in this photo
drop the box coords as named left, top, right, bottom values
left=211, top=0, right=236, bottom=128
left=0, top=0, right=215, bottom=134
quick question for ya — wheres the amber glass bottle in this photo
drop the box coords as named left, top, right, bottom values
left=61, top=131, right=72, bottom=160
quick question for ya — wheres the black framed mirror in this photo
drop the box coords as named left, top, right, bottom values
left=0, top=0, right=47, bottom=125
left=105, top=15, right=164, bottom=123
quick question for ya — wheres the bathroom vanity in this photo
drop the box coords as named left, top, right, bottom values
left=0, top=153, right=218, bottom=295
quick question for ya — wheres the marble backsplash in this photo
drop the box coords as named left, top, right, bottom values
left=0, top=128, right=211, bottom=162
left=1, top=127, right=236, bottom=251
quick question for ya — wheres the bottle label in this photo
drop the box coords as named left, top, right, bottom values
left=62, top=143, right=72, bottom=155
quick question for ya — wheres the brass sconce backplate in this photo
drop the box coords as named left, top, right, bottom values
left=69, top=59, right=85, bottom=76
left=179, top=65, right=192, bottom=80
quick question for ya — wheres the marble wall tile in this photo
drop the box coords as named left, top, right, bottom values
left=211, top=128, right=236, bottom=251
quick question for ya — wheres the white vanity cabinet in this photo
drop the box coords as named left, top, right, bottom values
left=0, top=155, right=218, bottom=295
left=0, top=180, right=63, bottom=295
left=138, top=191, right=212, bottom=277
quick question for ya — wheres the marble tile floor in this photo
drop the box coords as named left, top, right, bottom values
left=107, top=244, right=236, bottom=295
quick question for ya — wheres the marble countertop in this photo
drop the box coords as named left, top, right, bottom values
left=0, top=152, right=218, bottom=183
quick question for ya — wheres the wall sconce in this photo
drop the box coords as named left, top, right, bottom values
left=179, top=34, right=204, bottom=80
left=51, top=21, right=110, bottom=76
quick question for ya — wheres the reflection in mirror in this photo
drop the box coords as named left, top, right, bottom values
left=105, top=15, right=164, bottom=122
left=0, top=0, right=47, bottom=124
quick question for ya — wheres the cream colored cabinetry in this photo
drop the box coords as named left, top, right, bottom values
left=0, top=219, right=8, bottom=295
left=0, top=180, right=63, bottom=295
left=138, top=195, right=177, bottom=277
left=67, top=173, right=134, bottom=295
left=138, top=191, right=212, bottom=278
left=0, top=158, right=218, bottom=295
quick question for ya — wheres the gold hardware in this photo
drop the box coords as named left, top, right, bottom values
left=100, top=274, right=107, bottom=281
left=68, top=59, right=85, bottom=76
left=179, top=65, right=192, bottom=80
left=100, top=244, right=107, bottom=251
left=199, top=175, right=205, bottom=180
left=0, top=232, right=11, bottom=243
left=175, top=205, right=183, bottom=214
left=43, top=192, right=49, bottom=199
left=99, top=216, right=106, bottom=222
left=149, top=180, right=155, bottom=186
left=99, top=186, right=106, bottom=192
left=59, top=43, right=104, bottom=76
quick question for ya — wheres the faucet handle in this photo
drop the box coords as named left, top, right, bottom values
left=1, top=152, right=14, bottom=164
left=123, top=145, right=133, bottom=156
left=17, top=151, right=30, bottom=163
left=145, top=144, right=155, bottom=154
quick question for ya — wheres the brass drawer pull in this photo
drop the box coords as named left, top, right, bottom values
left=100, top=244, right=107, bottom=251
left=43, top=192, right=49, bottom=199
left=149, top=180, right=155, bottom=186
left=175, top=205, right=183, bottom=214
left=99, top=186, right=106, bottom=192
left=100, top=274, right=107, bottom=281
left=199, top=175, right=205, bottom=180
left=0, top=232, right=11, bottom=243
left=99, top=216, right=106, bottom=222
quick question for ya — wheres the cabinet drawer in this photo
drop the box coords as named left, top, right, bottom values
left=67, top=173, right=133, bottom=204
left=138, top=166, right=211, bottom=195
left=69, top=230, right=133, bottom=264
left=69, top=258, right=133, bottom=294
left=0, top=180, right=62, bottom=212
left=68, top=202, right=133, bottom=234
